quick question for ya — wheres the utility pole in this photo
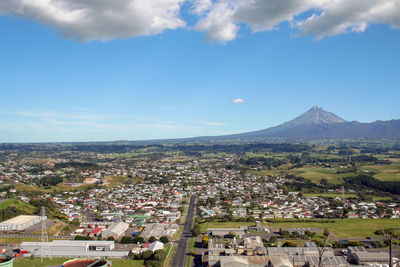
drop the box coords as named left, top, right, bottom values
left=318, top=234, right=330, bottom=267
left=41, top=206, right=51, bottom=262
left=381, top=229, right=395, bottom=267
left=341, top=186, right=345, bottom=203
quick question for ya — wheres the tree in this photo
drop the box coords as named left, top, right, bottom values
left=159, top=236, right=169, bottom=244
left=193, top=223, right=201, bottom=237
left=317, top=235, right=330, bottom=267
left=320, top=179, right=328, bottom=185
left=145, top=260, right=161, bottom=267
left=323, top=228, right=330, bottom=237
left=39, top=176, right=63, bottom=187
left=107, top=236, right=115, bottom=241
left=74, top=235, right=93, bottom=240
left=282, top=241, right=297, bottom=247
left=133, top=236, right=145, bottom=244
left=280, top=229, right=290, bottom=238
left=140, top=250, right=154, bottom=260
left=269, top=236, right=277, bottom=243
left=152, top=249, right=167, bottom=262
left=121, top=236, right=134, bottom=244
left=202, top=235, right=209, bottom=248
left=291, top=231, right=300, bottom=239
left=381, top=229, right=399, bottom=267
left=149, top=236, right=157, bottom=243
left=228, top=231, right=237, bottom=238
left=71, top=218, right=80, bottom=226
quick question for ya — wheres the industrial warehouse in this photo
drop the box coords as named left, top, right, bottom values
left=0, top=215, right=44, bottom=231
left=20, top=240, right=129, bottom=258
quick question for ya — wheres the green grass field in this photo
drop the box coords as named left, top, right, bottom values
left=14, top=183, right=41, bottom=192
left=108, top=259, right=145, bottom=267
left=0, top=199, right=35, bottom=215
left=0, top=199, right=16, bottom=209
left=14, top=257, right=70, bottom=267
left=268, top=218, right=400, bottom=239
left=360, top=164, right=400, bottom=181
left=105, top=152, right=140, bottom=159
left=373, top=172, right=400, bottom=181
left=248, top=170, right=282, bottom=177
left=288, top=168, right=346, bottom=184
left=303, top=193, right=358, bottom=198
left=302, top=193, right=392, bottom=201
left=287, top=163, right=400, bottom=184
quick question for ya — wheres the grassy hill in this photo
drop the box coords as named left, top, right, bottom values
left=0, top=199, right=36, bottom=222
left=0, top=199, right=16, bottom=210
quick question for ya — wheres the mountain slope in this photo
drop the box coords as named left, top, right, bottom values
left=278, top=106, right=346, bottom=128
left=217, top=107, right=400, bottom=141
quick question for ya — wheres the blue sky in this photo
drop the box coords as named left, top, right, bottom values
left=0, top=0, right=399, bottom=142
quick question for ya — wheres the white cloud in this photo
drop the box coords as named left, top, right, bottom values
left=195, top=0, right=238, bottom=43
left=0, top=0, right=399, bottom=42
left=296, top=0, right=400, bottom=39
left=192, top=0, right=400, bottom=42
left=232, top=98, right=245, bottom=104
left=0, top=0, right=186, bottom=41
left=191, top=0, right=213, bottom=15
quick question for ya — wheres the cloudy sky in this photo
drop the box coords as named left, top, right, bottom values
left=0, top=0, right=399, bottom=142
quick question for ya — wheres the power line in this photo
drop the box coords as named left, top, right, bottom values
left=41, top=206, right=51, bottom=262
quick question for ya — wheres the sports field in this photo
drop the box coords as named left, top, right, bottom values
left=268, top=218, right=400, bottom=239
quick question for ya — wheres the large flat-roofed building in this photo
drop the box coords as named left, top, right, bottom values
left=0, top=215, right=44, bottom=231
left=267, top=247, right=334, bottom=257
left=141, top=223, right=179, bottom=239
left=207, top=227, right=248, bottom=238
left=207, top=255, right=270, bottom=267
left=292, top=255, right=348, bottom=267
left=21, top=240, right=129, bottom=258
left=348, top=247, right=390, bottom=265
left=101, top=222, right=129, bottom=240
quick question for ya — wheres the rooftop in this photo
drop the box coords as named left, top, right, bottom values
left=0, top=215, right=41, bottom=225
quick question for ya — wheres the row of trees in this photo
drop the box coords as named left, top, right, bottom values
left=345, top=175, right=400, bottom=194
left=74, top=234, right=169, bottom=244
left=38, top=176, right=63, bottom=187
left=133, top=249, right=166, bottom=267
left=121, top=235, right=169, bottom=244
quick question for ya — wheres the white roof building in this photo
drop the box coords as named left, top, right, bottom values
left=0, top=215, right=44, bottom=231
left=21, top=240, right=128, bottom=258
left=101, top=222, right=129, bottom=239
left=148, top=241, right=164, bottom=252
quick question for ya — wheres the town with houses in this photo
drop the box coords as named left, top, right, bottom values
left=0, top=146, right=398, bottom=267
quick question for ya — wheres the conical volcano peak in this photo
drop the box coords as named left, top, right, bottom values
left=280, top=106, right=347, bottom=128
left=211, top=106, right=400, bottom=141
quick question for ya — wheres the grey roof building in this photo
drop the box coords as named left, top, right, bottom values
left=207, top=227, right=248, bottom=238
left=21, top=240, right=129, bottom=258
left=101, top=222, right=129, bottom=239
left=348, top=247, right=390, bottom=265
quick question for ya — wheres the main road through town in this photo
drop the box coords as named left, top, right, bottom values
left=170, top=195, right=196, bottom=267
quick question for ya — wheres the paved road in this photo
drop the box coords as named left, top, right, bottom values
left=170, top=195, right=196, bottom=267
left=24, top=219, right=57, bottom=235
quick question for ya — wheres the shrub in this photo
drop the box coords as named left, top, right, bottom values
left=282, top=241, right=297, bottom=247
left=159, top=236, right=169, bottom=244
left=121, top=236, right=134, bottom=244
